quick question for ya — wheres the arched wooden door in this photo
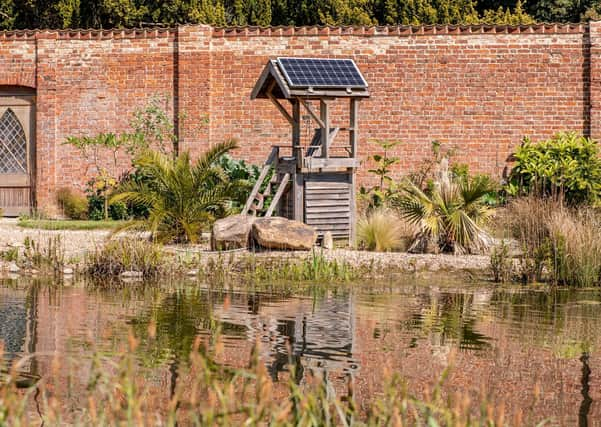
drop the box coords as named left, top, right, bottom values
left=0, top=95, right=35, bottom=216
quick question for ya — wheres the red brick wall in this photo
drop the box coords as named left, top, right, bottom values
left=0, top=23, right=595, bottom=214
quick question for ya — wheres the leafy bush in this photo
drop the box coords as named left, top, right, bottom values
left=508, top=132, right=601, bottom=205
left=393, top=161, right=494, bottom=254
left=56, top=187, right=88, bottom=220
left=357, top=208, right=413, bottom=252
left=215, top=153, right=263, bottom=211
left=111, top=141, right=241, bottom=243
left=86, top=239, right=164, bottom=278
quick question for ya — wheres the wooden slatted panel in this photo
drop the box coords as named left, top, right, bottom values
left=303, top=173, right=351, bottom=239
left=0, top=187, right=29, bottom=216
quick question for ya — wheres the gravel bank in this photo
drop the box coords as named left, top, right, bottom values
left=0, top=219, right=491, bottom=275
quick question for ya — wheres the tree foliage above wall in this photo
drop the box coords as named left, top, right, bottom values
left=0, top=0, right=594, bottom=30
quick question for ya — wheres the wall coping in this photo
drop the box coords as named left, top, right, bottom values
left=212, top=23, right=588, bottom=37
left=0, top=22, right=590, bottom=41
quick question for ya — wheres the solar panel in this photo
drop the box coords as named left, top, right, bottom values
left=277, top=57, right=368, bottom=89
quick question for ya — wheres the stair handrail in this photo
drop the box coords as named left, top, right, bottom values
left=241, top=146, right=279, bottom=215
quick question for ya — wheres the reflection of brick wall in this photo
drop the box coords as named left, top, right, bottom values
left=0, top=23, right=598, bottom=212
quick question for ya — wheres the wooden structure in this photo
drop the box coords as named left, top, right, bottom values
left=245, top=58, right=369, bottom=243
left=0, top=89, right=35, bottom=216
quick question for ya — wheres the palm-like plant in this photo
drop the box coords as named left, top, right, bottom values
left=111, top=140, right=240, bottom=243
left=392, top=166, right=494, bottom=254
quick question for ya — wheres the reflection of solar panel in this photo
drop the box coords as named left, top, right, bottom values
left=277, top=57, right=368, bottom=89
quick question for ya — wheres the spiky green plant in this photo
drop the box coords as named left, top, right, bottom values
left=110, top=140, right=240, bottom=243
left=393, top=172, right=494, bottom=254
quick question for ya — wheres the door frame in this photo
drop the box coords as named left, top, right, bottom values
left=0, top=91, right=36, bottom=216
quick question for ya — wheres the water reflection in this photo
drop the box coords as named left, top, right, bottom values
left=1, top=278, right=601, bottom=423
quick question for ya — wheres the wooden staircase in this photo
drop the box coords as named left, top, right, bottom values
left=242, top=147, right=290, bottom=217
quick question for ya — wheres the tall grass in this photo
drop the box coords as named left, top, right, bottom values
left=357, top=208, right=413, bottom=252
left=202, top=250, right=359, bottom=284
left=0, top=330, right=518, bottom=426
left=85, top=239, right=165, bottom=278
left=502, top=197, right=601, bottom=286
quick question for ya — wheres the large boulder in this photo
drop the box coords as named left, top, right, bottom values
left=211, top=214, right=256, bottom=250
left=252, top=217, right=317, bottom=250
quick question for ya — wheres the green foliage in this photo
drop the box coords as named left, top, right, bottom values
left=360, top=139, right=401, bottom=211
left=215, top=153, right=264, bottom=211
left=56, top=187, right=88, bottom=220
left=509, top=132, right=601, bottom=206
left=111, top=140, right=240, bottom=243
left=393, top=171, right=494, bottom=254
left=85, top=238, right=164, bottom=278
left=489, top=240, right=513, bottom=282
left=22, top=236, right=65, bottom=275
left=357, top=208, right=413, bottom=251
left=0, top=0, right=539, bottom=30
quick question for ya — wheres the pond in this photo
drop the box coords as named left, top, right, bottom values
left=1, top=276, right=600, bottom=424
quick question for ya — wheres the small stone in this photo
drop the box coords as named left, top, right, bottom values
left=322, top=232, right=334, bottom=250
left=63, top=267, right=74, bottom=275
left=187, top=269, right=199, bottom=276
left=8, top=262, right=19, bottom=273
left=120, top=270, right=143, bottom=278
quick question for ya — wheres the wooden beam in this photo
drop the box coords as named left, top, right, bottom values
left=265, top=173, right=290, bottom=217
left=267, top=80, right=293, bottom=125
left=349, top=98, right=360, bottom=247
left=298, top=98, right=324, bottom=128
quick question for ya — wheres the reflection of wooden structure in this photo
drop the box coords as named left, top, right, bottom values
left=245, top=58, right=370, bottom=244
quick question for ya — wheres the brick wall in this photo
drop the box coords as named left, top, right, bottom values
left=0, top=23, right=596, bottom=214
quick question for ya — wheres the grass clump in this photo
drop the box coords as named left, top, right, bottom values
left=357, top=208, right=413, bottom=252
left=203, top=250, right=359, bottom=284
left=86, top=239, right=165, bottom=278
left=22, top=236, right=65, bottom=276
left=502, top=196, right=601, bottom=286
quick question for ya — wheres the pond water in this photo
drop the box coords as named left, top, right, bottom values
left=1, top=277, right=601, bottom=424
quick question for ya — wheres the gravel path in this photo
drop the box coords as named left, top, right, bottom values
left=0, top=219, right=110, bottom=261
left=0, top=219, right=491, bottom=273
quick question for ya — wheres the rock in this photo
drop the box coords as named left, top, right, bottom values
left=211, top=214, right=256, bottom=250
left=63, top=267, right=74, bottom=275
left=121, top=271, right=143, bottom=278
left=8, top=262, right=19, bottom=273
left=322, top=232, right=334, bottom=250
left=187, top=269, right=199, bottom=276
left=252, top=217, right=317, bottom=251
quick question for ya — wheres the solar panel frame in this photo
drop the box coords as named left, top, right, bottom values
left=276, top=57, right=368, bottom=90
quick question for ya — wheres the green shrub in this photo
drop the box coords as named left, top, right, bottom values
left=508, top=132, right=601, bottom=205
left=56, top=187, right=88, bottom=220
left=393, top=162, right=494, bottom=254
left=111, top=141, right=242, bottom=243
left=86, top=239, right=164, bottom=278
left=357, top=208, right=413, bottom=252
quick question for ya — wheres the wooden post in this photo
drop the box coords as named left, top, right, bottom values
left=293, top=171, right=303, bottom=222
left=320, top=99, right=330, bottom=158
left=349, top=98, right=359, bottom=246
left=292, top=99, right=301, bottom=168
left=350, top=98, right=359, bottom=157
